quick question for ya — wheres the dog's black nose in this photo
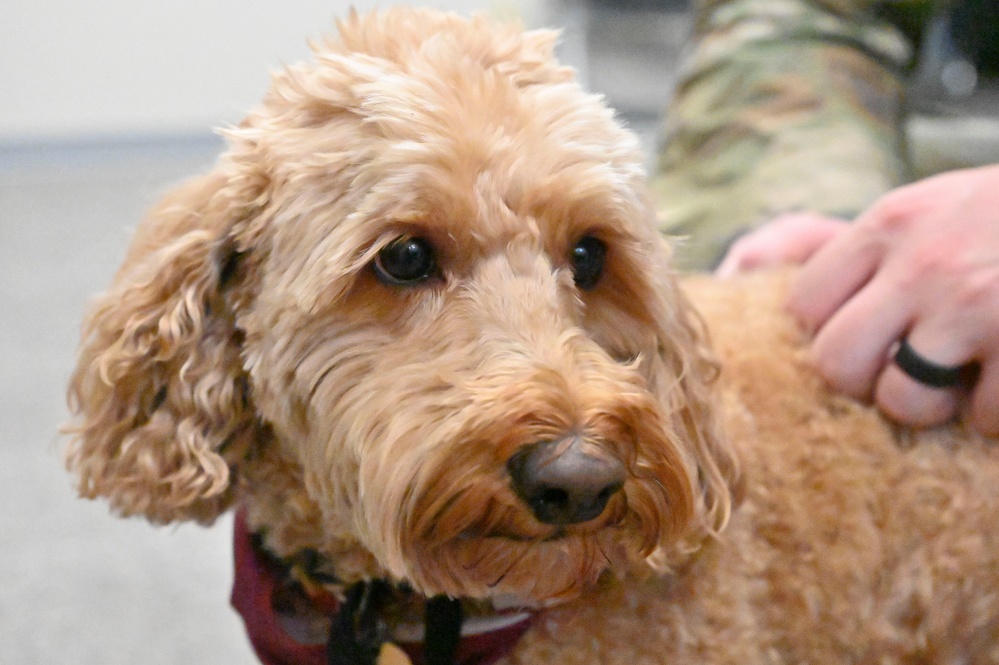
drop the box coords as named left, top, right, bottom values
left=507, top=437, right=625, bottom=525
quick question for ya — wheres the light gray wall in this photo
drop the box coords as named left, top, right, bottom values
left=0, top=0, right=548, bottom=143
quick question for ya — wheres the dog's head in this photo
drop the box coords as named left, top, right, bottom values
left=66, top=9, right=739, bottom=603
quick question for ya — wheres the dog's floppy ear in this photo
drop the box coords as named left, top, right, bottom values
left=646, top=262, right=743, bottom=557
left=65, top=171, right=264, bottom=524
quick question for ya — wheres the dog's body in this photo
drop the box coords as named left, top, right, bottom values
left=66, top=8, right=999, bottom=664
left=509, top=272, right=999, bottom=664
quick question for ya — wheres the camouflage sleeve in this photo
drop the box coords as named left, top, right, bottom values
left=652, top=0, right=921, bottom=271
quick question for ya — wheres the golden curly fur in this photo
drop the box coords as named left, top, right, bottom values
left=66, top=8, right=999, bottom=663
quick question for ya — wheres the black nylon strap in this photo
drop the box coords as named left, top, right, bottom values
left=424, top=595, right=463, bottom=665
left=327, top=580, right=393, bottom=665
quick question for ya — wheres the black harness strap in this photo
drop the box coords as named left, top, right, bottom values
left=327, top=580, right=393, bottom=665
left=424, top=595, right=463, bottom=665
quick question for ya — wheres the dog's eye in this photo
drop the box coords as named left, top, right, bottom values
left=373, top=237, right=437, bottom=285
left=571, top=236, right=607, bottom=290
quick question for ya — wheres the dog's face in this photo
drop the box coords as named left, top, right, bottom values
left=66, top=9, right=737, bottom=603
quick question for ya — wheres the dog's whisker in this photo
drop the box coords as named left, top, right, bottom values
left=594, top=535, right=612, bottom=569
left=460, top=526, right=512, bottom=573
left=468, top=516, right=535, bottom=572
left=486, top=534, right=542, bottom=590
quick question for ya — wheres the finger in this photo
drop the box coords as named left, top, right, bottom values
left=874, top=367, right=959, bottom=429
left=873, top=336, right=964, bottom=430
left=808, top=279, right=911, bottom=400
left=873, top=307, right=984, bottom=428
left=714, top=240, right=754, bottom=278
left=788, top=224, right=883, bottom=334
left=715, top=214, right=845, bottom=278
left=715, top=226, right=785, bottom=278
left=715, top=242, right=777, bottom=278
left=970, top=357, right=999, bottom=436
left=766, top=212, right=848, bottom=258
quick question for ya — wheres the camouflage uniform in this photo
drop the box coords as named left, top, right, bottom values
left=653, top=0, right=940, bottom=270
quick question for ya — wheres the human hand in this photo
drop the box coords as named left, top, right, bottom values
left=787, top=165, right=999, bottom=435
left=715, top=212, right=847, bottom=278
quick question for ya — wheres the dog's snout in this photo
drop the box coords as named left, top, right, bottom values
left=507, top=437, right=625, bottom=526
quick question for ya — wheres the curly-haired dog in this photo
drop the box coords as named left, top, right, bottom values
left=66, top=8, right=999, bottom=665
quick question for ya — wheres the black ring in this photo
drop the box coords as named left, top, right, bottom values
left=893, top=338, right=970, bottom=388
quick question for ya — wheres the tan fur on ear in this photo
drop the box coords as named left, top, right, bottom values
left=65, top=173, right=262, bottom=524
left=645, top=246, right=743, bottom=565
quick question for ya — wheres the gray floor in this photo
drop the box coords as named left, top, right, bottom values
left=1, top=138, right=258, bottom=664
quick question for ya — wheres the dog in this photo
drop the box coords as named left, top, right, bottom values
left=65, top=8, right=999, bottom=665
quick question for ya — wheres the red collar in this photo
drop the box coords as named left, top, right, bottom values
left=231, top=512, right=535, bottom=665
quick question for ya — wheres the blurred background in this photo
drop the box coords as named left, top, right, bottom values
left=1, top=0, right=996, bottom=662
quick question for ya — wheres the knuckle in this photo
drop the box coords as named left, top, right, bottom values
left=891, top=245, right=955, bottom=290
left=791, top=309, right=821, bottom=335
left=951, top=266, right=999, bottom=311
left=863, top=188, right=925, bottom=235
left=813, top=352, right=867, bottom=399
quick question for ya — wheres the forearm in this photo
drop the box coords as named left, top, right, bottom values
left=654, top=0, right=915, bottom=270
